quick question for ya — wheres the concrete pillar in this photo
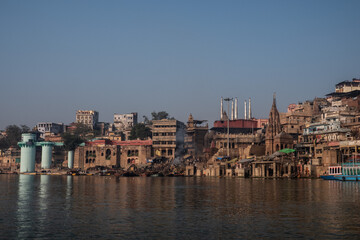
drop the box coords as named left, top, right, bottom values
left=262, top=164, right=265, bottom=177
left=273, top=162, right=277, bottom=178
left=41, top=143, right=54, bottom=169
left=18, top=133, right=37, bottom=173
left=68, top=150, right=74, bottom=169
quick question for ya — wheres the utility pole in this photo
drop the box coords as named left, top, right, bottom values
left=224, top=98, right=233, bottom=157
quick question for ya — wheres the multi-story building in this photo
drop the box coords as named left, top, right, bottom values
left=335, top=78, right=360, bottom=93
left=36, top=122, right=64, bottom=139
left=297, top=118, right=351, bottom=166
left=152, top=119, right=186, bottom=160
left=73, top=139, right=153, bottom=170
left=76, top=110, right=99, bottom=129
left=184, top=114, right=208, bottom=161
left=113, top=113, right=138, bottom=130
left=117, top=140, right=153, bottom=169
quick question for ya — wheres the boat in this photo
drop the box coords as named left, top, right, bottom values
left=333, top=164, right=360, bottom=181
left=320, top=165, right=342, bottom=180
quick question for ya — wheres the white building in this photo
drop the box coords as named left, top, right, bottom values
left=76, top=110, right=99, bottom=129
left=113, top=113, right=138, bottom=130
left=36, top=122, right=64, bottom=139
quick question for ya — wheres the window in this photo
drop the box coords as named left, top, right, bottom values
left=106, top=149, right=111, bottom=160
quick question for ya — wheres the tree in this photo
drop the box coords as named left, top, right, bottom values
left=5, top=125, right=23, bottom=147
left=151, top=111, right=169, bottom=120
left=0, top=124, right=31, bottom=150
left=0, top=137, right=10, bottom=151
left=129, top=123, right=152, bottom=140
left=21, top=125, right=30, bottom=133
left=143, top=115, right=151, bottom=125
left=73, top=123, right=92, bottom=137
left=62, top=132, right=84, bottom=151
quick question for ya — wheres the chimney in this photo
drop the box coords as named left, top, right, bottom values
left=244, top=100, right=247, bottom=120
left=249, top=97, right=252, bottom=119
left=221, top=97, right=223, bottom=120
left=231, top=100, right=234, bottom=120
left=235, top=98, right=238, bottom=119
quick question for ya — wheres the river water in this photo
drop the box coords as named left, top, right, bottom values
left=0, top=175, right=360, bottom=239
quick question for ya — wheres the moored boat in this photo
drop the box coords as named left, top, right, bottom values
left=333, top=164, right=360, bottom=181
left=320, top=165, right=342, bottom=180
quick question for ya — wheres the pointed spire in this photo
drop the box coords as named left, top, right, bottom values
left=273, top=92, right=276, bottom=106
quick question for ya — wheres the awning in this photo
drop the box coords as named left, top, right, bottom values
left=278, top=148, right=295, bottom=154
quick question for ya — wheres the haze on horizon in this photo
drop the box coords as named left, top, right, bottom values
left=0, top=0, right=359, bottom=130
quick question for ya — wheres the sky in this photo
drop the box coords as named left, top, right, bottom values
left=1, top=0, right=360, bottom=130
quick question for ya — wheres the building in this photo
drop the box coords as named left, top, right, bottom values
left=36, top=122, right=64, bottom=139
left=113, top=113, right=138, bottom=130
left=73, top=139, right=153, bottom=170
left=265, top=95, right=294, bottom=155
left=335, top=78, right=360, bottom=93
left=152, top=119, right=186, bottom=160
left=0, top=147, right=20, bottom=170
left=76, top=110, right=99, bottom=129
left=117, top=140, right=153, bottom=169
left=184, top=114, right=208, bottom=161
left=73, top=139, right=120, bottom=169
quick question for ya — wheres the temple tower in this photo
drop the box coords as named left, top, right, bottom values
left=265, top=93, right=282, bottom=155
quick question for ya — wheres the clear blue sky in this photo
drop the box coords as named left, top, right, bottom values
left=1, top=0, right=359, bottom=129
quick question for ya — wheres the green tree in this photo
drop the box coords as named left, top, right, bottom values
left=62, top=132, right=84, bottom=151
left=21, top=125, right=30, bottom=133
left=5, top=125, right=23, bottom=147
left=0, top=137, right=10, bottom=151
left=151, top=111, right=169, bottom=120
left=74, top=123, right=92, bottom=137
left=0, top=124, right=31, bottom=150
left=129, top=123, right=152, bottom=140
left=143, top=115, right=151, bottom=124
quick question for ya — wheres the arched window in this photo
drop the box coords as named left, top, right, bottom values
left=276, top=144, right=280, bottom=151
left=106, top=149, right=111, bottom=160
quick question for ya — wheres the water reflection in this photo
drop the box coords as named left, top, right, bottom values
left=17, top=174, right=36, bottom=239
left=38, top=175, right=50, bottom=234
left=3, top=176, right=360, bottom=239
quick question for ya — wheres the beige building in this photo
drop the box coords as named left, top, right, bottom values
left=335, top=78, right=360, bottom=93
left=73, top=139, right=153, bottom=170
left=152, top=119, right=185, bottom=160
left=184, top=114, right=208, bottom=161
left=73, top=141, right=120, bottom=170
left=0, top=147, right=20, bottom=170
left=118, top=140, right=153, bottom=170
left=76, top=110, right=99, bottom=129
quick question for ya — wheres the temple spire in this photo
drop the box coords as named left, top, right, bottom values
left=273, top=92, right=276, bottom=106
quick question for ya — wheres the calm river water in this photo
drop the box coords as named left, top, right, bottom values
left=0, top=175, right=360, bottom=239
